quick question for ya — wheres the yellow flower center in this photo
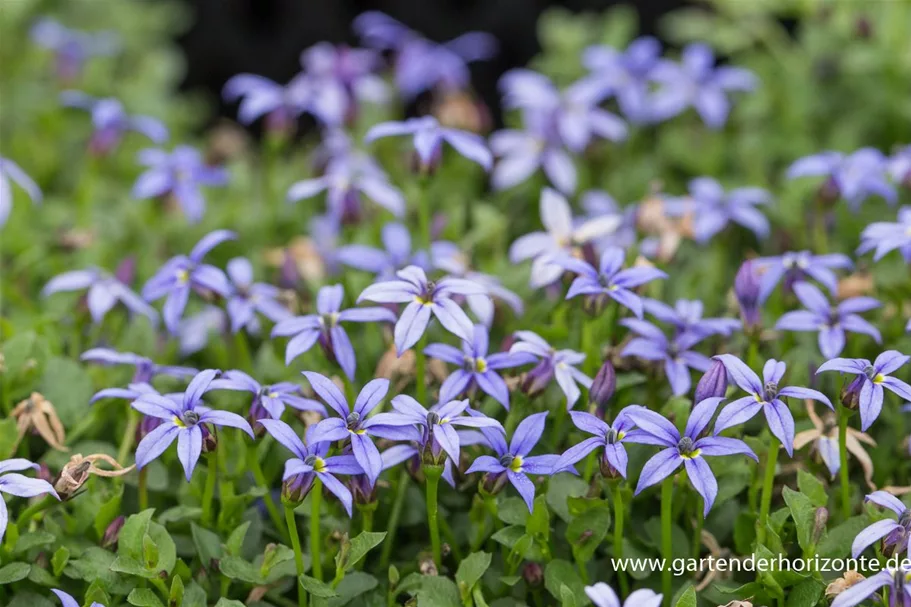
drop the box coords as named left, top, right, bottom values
left=872, top=373, right=886, bottom=384
left=475, top=358, right=488, bottom=373
left=176, top=269, right=190, bottom=284
left=509, top=455, right=524, bottom=473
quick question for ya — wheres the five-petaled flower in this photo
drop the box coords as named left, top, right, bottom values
left=787, top=148, right=896, bottom=209
left=754, top=250, right=854, bottom=303
left=132, top=146, right=229, bottom=223
left=510, top=330, right=591, bottom=408
left=43, top=266, right=158, bottom=325
left=714, top=354, right=832, bottom=455
left=857, top=206, right=911, bottom=263
left=664, top=177, right=770, bottom=243
left=816, top=351, right=911, bottom=431
left=775, top=282, right=881, bottom=358
left=1, top=459, right=60, bottom=543
left=224, top=257, right=292, bottom=333
left=851, top=491, right=911, bottom=559
left=60, top=91, right=168, bottom=154
left=581, top=37, right=665, bottom=123
left=365, top=116, right=492, bottom=172
left=258, top=419, right=364, bottom=516
left=555, top=408, right=639, bottom=478
left=627, top=398, right=757, bottom=516
left=52, top=589, right=105, bottom=607
left=272, top=284, right=396, bottom=377
left=141, top=230, right=235, bottom=334
left=337, top=222, right=430, bottom=280
left=585, top=583, right=662, bottom=607
left=133, top=370, right=254, bottom=480
left=642, top=298, right=740, bottom=339
left=210, top=370, right=327, bottom=420
left=620, top=319, right=712, bottom=396
left=425, top=324, right=535, bottom=410
left=827, top=566, right=911, bottom=607
left=358, top=266, right=487, bottom=355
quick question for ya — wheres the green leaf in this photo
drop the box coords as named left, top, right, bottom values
left=213, top=600, right=246, bottom=607
left=51, top=546, right=70, bottom=577
left=329, top=571, right=379, bottom=607
left=456, top=551, right=492, bottom=601
left=496, top=497, right=529, bottom=525
left=818, top=516, right=868, bottom=559
left=8, top=592, right=54, bottom=607
left=182, top=582, right=208, bottom=607
left=336, top=531, right=387, bottom=573
left=191, top=522, right=223, bottom=569
left=94, top=487, right=124, bottom=540
left=526, top=495, right=550, bottom=540
left=546, top=475, right=589, bottom=523
left=0, top=562, right=31, bottom=584
left=0, top=418, right=19, bottom=459
left=300, top=574, right=340, bottom=598
left=565, top=505, right=610, bottom=561
left=673, top=585, right=697, bottom=607
left=169, top=575, right=185, bottom=607
left=39, top=356, right=94, bottom=427
left=797, top=470, right=828, bottom=508
left=225, top=520, right=251, bottom=556
left=219, top=556, right=260, bottom=583
left=544, top=560, right=585, bottom=605
left=142, top=533, right=160, bottom=568
left=786, top=578, right=825, bottom=607
left=416, top=575, right=461, bottom=607
left=146, top=521, right=177, bottom=575
left=559, top=584, right=576, bottom=607
left=13, top=530, right=55, bottom=553
left=119, top=509, right=155, bottom=560
left=127, top=588, right=165, bottom=607
left=782, top=486, right=816, bottom=552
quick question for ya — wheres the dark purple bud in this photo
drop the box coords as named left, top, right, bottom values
left=103, top=515, right=125, bottom=549
left=855, top=17, right=873, bottom=38
left=279, top=251, right=299, bottom=290
left=734, top=260, right=762, bottom=330
left=521, top=359, right=555, bottom=398
left=599, top=455, right=622, bottom=480
left=114, top=256, right=137, bottom=286
left=201, top=425, right=217, bottom=453
left=695, top=360, right=728, bottom=404
left=430, top=213, right=448, bottom=240
left=349, top=474, right=376, bottom=505
left=282, top=472, right=315, bottom=506
left=248, top=397, right=269, bottom=438
left=480, top=471, right=508, bottom=496
left=582, top=293, right=609, bottom=316
left=137, top=415, right=163, bottom=442
left=841, top=375, right=864, bottom=410
left=588, top=360, right=616, bottom=415
left=882, top=518, right=911, bottom=558
left=522, top=562, right=543, bottom=587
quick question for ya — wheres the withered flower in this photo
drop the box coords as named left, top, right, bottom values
left=793, top=401, right=876, bottom=489
left=13, top=393, right=68, bottom=452
left=54, top=453, right=135, bottom=499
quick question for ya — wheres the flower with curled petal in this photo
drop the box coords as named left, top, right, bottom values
left=466, top=412, right=570, bottom=511
left=43, top=266, right=157, bottom=325
left=857, top=206, right=911, bottom=263
left=272, top=284, right=395, bottom=378
left=664, top=177, right=770, bottom=243
left=627, top=399, right=757, bottom=516
left=508, top=188, right=622, bottom=289
left=642, top=298, right=740, bottom=339
left=60, top=91, right=168, bottom=154
left=425, top=324, right=534, bottom=410
left=713, top=354, right=832, bottom=455
left=80, top=348, right=196, bottom=383
left=851, top=491, right=911, bottom=560
left=510, top=330, right=591, bottom=408
left=358, top=266, right=487, bottom=355
left=30, top=18, right=118, bottom=81
left=337, top=222, right=431, bottom=280
left=753, top=250, right=854, bottom=303
left=794, top=402, right=875, bottom=489
left=585, top=582, right=662, bottom=607
left=141, top=230, right=235, bottom=334
left=0, top=157, right=42, bottom=228
left=816, top=351, right=911, bottom=431
left=13, top=393, right=68, bottom=452
left=257, top=419, right=363, bottom=516
left=224, top=257, right=291, bottom=333
left=365, top=116, right=492, bottom=172
left=775, top=282, right=881, bottom=358
left=787, top=148, right=896, bottom=209
left=1, top=459, right=60, bottom=543
left=132, top=370, right=254, bottom=480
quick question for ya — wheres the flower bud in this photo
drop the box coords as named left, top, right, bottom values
left=522, top=562, right=543, bottom=587
left=349, top=474, right=377, bottom=505
left=588, top=360, right=616, bottom=415
left=695, top=360, right=728, bottom=404
left=201, top=425, right=218, bottom=453
left=521, top=359, right=555, bottom=398
left=599, top=456, right=622, bottom=480
left=103, top=516, right=125, bottom=549
left=137, top=415, right=163, bottom=443
left=734, top=260, right=762, bottom=331
left=248, top=397, right=269, bottom=439
left=481, top=471, right=508, bottom=496
left=841, top=375, right=864, bottom=410
left=281, top=472, right=315, bottom=506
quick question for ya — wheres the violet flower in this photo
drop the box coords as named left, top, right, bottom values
left=384, top=395, right=504, bottom=466
left=358, top=266, right=487, bottom=355
left=132, top=146, right=229, bottom=223
left=466, top=412, right=567, bottom=511
left=890, top=145, right=911, bottom=185
left=665, top=177, right=770, bottom=243
left=620, top=319, right=712, bottom=396
left=787, top=148, right=896, bottom=209
left=642, top=298, right=740, bottom=339
left=628, top=399, right=757, bottom=515
left=52, top=590, right=104, bottom=607
left=734, top=260, right=763, bottom=330
left=775, top=282, right=881, bottom=358
left=553, top=247, right=668, bottom=318
left=222, top=73, right=314, bottom=131
left=508, top=188, right=621, bottom=288
left=581, top=37, right=664, bottom=123
left=817, top=351, right=911, bottom=431
left=141, top=230, right=235, bottom=334
left=714, top=354, right=832, bottom=455
left=287, top=156, right=405, bottom=220
left=500, top=69, right=628, bottom=152
left=210, top=370, right=327, bottom=420
left=225, top=257, right=291, bottom=333
left=828, top=567, right=911, bottom=607
left=857, top=206, right=911, bottom=262
left=303, top=373, right=417, bottom=485
left=0, top=157, right=42, bottom=228
left=585, top=583, right=662, bottom=607
left=133, top=370, right=254, bottom=480
left=851, top=491, right=911, bottom=559
left=580, top=190, right=640, bottom=251
left=30, top=18, right=118, bottom=81
left=1, top=459, right=60, bottom=543
left=337, top=222, right=430, bottom=279
left=490, top=113, right=579, bottom=194
left=650, top=43, right=756, bottom=128
left=365, top=116, right=492, bottom=172
left=43, top=266, right=157, bottom=325
left=177, top=306, right=227, bottom=357
left=80, top=348, right=196, bottom=383
left=555, top=408, right=638, bottom=478
left=271, top=284, right=395, bottom=378
left=754, top=250, right=853, bottom=302
left=258, top=419, right=363, bottom=516
left=301, top=42, right=388, bottom=115
left=509, top=331, right=591, bottom=408
left=425, top=324, right=535, bottom=410
left=60, top=91, right=168, bottom=154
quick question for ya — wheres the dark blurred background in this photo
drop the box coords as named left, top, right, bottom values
left=174, top=0, right=685, bottom=125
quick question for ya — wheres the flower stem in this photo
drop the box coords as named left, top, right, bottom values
left=379, top=469, right=410, bottom=569
left=116, top=407, right=140, bottom=466
left=611, top=482, right=629, bottom=597
left=415, top=335, right=427, bottom=405
left=310, top=479, right=323, bottom=581
left=661, top=477, right=674, bottom=607
left=14, top=495, right=57, bottom=528
left=247, top=442, right=286, bottom=541
left=838, top=403, right=851, bottom=520
left=757, top=436, right=780, bottom=545
left=285, top=504, right=307, bottom=607
left=417, top=176, right=432, bottom=251
left=425, top=464, right=444, bottom=569
left=201, top=450, right=218, bottom=528
left=138, top=468, right=149, bottom=511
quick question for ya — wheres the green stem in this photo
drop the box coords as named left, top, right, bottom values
left=611, top=482, right=629, bottom=597
left=14, top=495, right=57, bottom=528
left=233, top=331, right=253, bottom=371
left=310, top=479, right=323, bottom=581
left=757, top=436, right=780, bottom=545
left=379, top=469, right=410, bottom=568
left=417, top=176, right=432, bottom=251
left=201, top=450, right=218, bottom=528
left=415, top=336, right=427, bottom=405
left=138, top=468, right=149, bottom=511
left=425, top=464, right=444, bottom=569
left=116, top=407, right=140, bottom=466
left=661, top=478, right=674, bottom=607
left=248, top=442, right=287, bottom=540
left=838, top=403, right=851, bottom=520
left=285, top=504, right=307, bottom=607
left=692, top=506, right=704, bottom=560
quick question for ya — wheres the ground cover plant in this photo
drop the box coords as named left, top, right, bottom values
left=3, top=1, right=911, bottom=606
